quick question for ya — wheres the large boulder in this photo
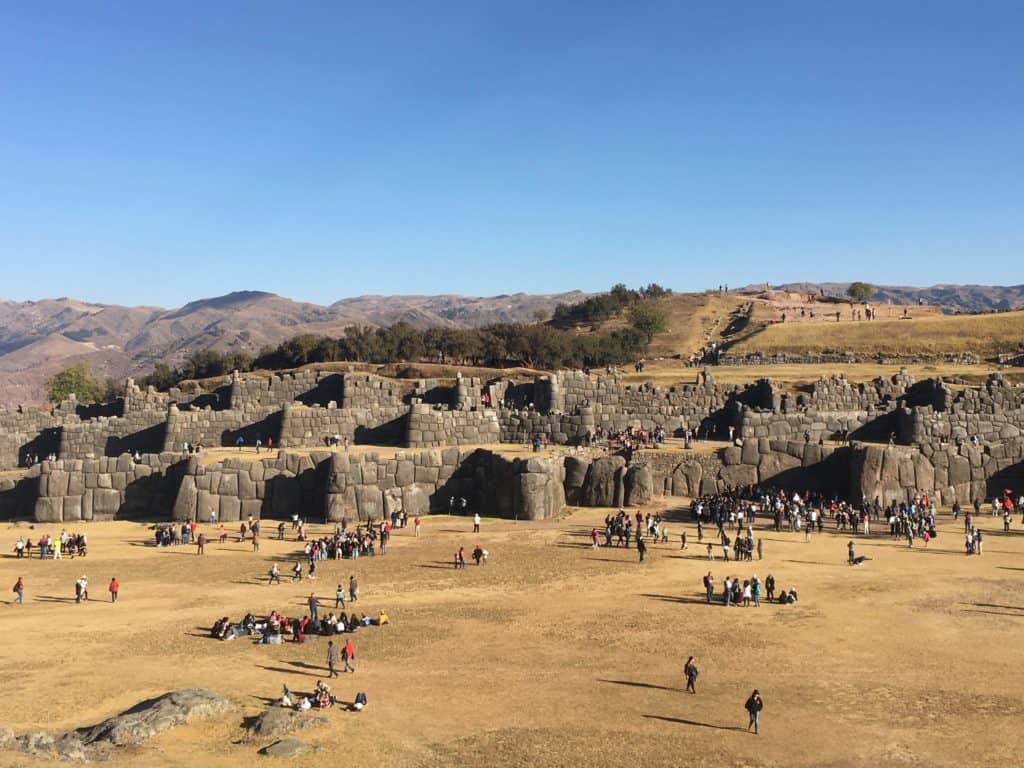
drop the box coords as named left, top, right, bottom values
left=79, top=689, right=236, bottom=747
left=580, top=456, right=626, bottom=507
left=245, top=707, right=327, bottom=739
left=514, top=469, right=565, bottom=520
left=563, top=456, right=591, bottom=505
left=718, top=464, right=758, bottom=490
left=260, top=738, right=310, bottom=758
left=623, top=465, right=654, bottom=506
left=172, top=476, right=199, bottom=521
left=402, top=485, right=431, bottom=517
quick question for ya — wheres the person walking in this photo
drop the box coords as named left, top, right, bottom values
left=703, top=571, right=714, bottom=603
left=308, top=592, right=319, bottom=621
left=756, top=538, right=763, bottom=560
left=268, top=563, right=281, bottom=585
left=414, top=516, right=421, bottom=537
left=335, top=584, right=346, bottom=609
left=680, top=531, right=687, bottom=550
left=745, top=690, right=764, bottom=734
left=108, top=577, right=119, bottom=603
left=684, top=656, right=698, bottom=693
left=292, top=561, right=303, bottom=582
left=349, top=575, right=358, bottom=602
left=473, top=512, right=481, bottom=533
left=13, top=576, right=24, bottom=605
left=196, top=533, right=205, bottom=555
left=343, top=638, right=355, bottom=673
left=637, top=537, right=647, bottom=563
left=252, top=532, right=260, bottom=553
left=327, top=640, right=339, bottom=678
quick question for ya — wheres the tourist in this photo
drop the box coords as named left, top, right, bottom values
left=848, top=541, right=856, bottom=564
left=684, top=656, right=698, bottom=693
left=343, top=638, right=355, bottom=673
left=765, top=574, right=775, bottom=602
left=335, top=584, right=346, bottom=608
left=14, top=536, right=25, bottom=558
left=13, top=576, right=24, bottom=604
left=327, top=640, right=339, bottom=678
left=473, top=512, right=481, bottom=533
left=351, top=692, right=367, bottom=711
left=349, top=575, right=359, bottom=602
left=75, top=575, right=88, bottom=603
left=196, top=533, right=205, bottom=555
left=637, top=537, right=646, bottom=563
left=292, top=561, right=303, bottom=581
left=745, top=689, right=764, bottom=734
left=703, top=571, right=714, bottom=603
left=414, top=516, right=421, bottom=537
left=756, top=538, right=763, bottom=560
left=268, top=563, right=281, bottom=585
left=109, top=576, right=119, bottom=603
left=308, top=593, right=319, bottom=621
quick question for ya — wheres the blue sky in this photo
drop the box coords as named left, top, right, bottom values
left=1, top=2, right=1022, bottom=307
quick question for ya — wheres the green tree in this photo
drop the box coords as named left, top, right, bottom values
left=46, top=363, right=106, bottom=404
left=629, top=302, right=668, bottom=343
left=847, top=282, right=874, bottom=302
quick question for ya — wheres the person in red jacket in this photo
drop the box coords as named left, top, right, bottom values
left=109, top=577, right=119, bottom=603
left=343, top=638, right=355, bottom=673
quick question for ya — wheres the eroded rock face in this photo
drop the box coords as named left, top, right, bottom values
left=78, top=688, right=236, bottom=747
left=2, top=688, right=236, bottom=761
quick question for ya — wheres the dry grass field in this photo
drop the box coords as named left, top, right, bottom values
left=729, top=310, right=1024, bottom=358
left=2, top=502, right=1023, bottom=767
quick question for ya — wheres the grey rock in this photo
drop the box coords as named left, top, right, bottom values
left=260, top=738, right=310, bottom=758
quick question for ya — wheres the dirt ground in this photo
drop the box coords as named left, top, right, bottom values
left=2, top=502, right=1023, bottom=767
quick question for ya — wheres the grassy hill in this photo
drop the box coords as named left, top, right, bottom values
left=729, top=310, right=1024, bottom=357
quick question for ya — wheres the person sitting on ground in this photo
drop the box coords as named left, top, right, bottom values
left=280, top=685, right=294, bottom=708
left=784, top=588, right=798, bottom=604
left=377, top=610, right=390, bottom=626
left=351, top=692, right=368, bottom=712
left=348, top=612, right=360, bottom=631
left=360, top=612, right=372, bottom=626
left=295, top=696, right=312, bottom=711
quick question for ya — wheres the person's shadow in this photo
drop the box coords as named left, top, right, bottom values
left=644, top=714, right=746, bottom=732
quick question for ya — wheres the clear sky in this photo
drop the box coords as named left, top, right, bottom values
left=2, top=2, right=1022, bottom=307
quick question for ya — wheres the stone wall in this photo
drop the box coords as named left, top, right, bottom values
left=60, top=411, right=169, bottom=459
left=163, top=404, right=282, bottom=450
left=229, top=370, right=346, bottom=409
left=851, top=439, right=1024, bottom=505
left=278, top=402, right=408, bottom=448
left=342, top=373, right=407, bottom=410
left=0, top=469, right=38, bottom=520
left=900, top=374, right=1024, bottom=445
left=33, top=452, right=190, bottom=523
left=406, top=404, right=501, bottom=448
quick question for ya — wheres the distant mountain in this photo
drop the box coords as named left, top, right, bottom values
left=0, top=290, right=589, bottom=406
left=763, top=283, right=1024, bottom=314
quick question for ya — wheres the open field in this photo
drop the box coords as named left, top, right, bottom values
left=729, top=309, right=1024, bottom=358
left=2, top=504, right=1023, bottom=767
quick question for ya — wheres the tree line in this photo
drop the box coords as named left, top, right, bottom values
left=46, top=285, right=670, bottom=400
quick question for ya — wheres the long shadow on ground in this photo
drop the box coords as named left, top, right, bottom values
left=644, top=714, right=746, bottom=732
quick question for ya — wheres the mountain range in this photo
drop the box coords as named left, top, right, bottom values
left=0, top=290, right=587, bottom=406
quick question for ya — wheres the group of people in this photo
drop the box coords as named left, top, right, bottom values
left=14, top=531, right=88, bottom=559
left=212, top=605, right=388, bottom=644
left=701, top=571, right=794, bottom=606
left=279, top=682, right=367, bottom=712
